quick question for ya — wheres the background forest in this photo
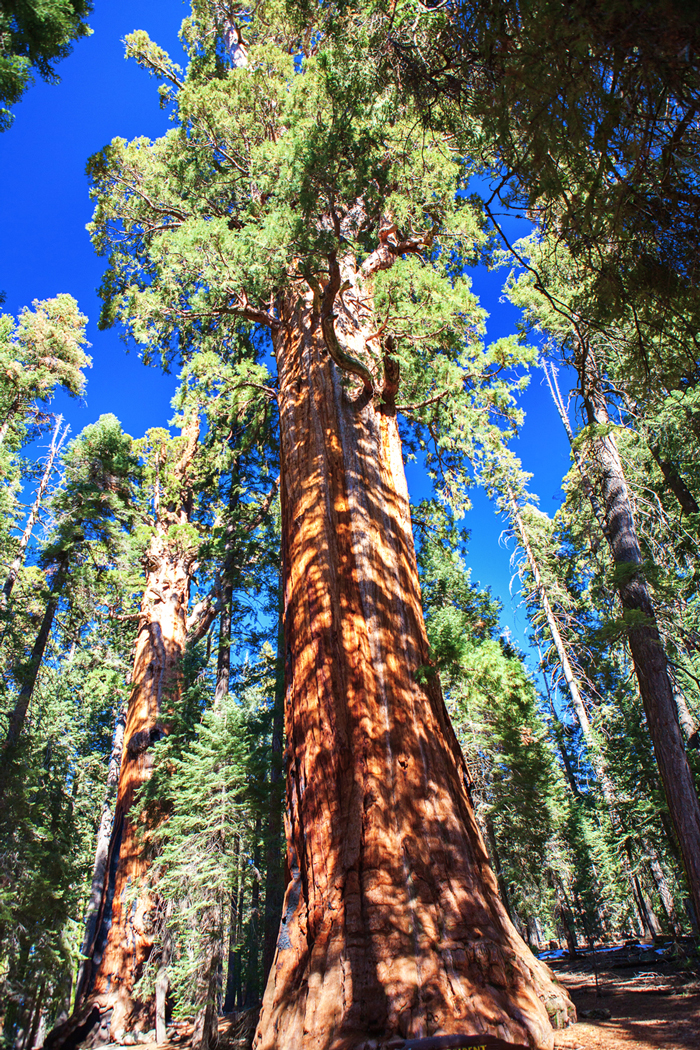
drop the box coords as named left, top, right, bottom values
left=1, top=1, right=700, bottom=1048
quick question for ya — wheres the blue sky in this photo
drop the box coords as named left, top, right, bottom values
left=0, top=0, right=573, bottom=664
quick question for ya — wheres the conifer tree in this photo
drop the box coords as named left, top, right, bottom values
left=505, top=241, right=700, bottom=926
left=78, top=3, right=574, bottom=1045
left=0, top=295, right=90, bottom=448
left=2, top=414, right=139, bottom=755
left=0, top=417, right=141, bottom=1048
left=75, top=420, right=201, bottom=1037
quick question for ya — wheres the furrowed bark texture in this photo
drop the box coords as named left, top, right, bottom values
left=85, top=531, right=192, bottom=1037
left=581, top=349, right=700, bottom=924
left=255, top=283, right=573, bottom=1050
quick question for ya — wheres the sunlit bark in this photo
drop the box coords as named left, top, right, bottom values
left=255, top=276, right=573, bottom=1050
left=63, top=423, right=200, bottom=1041
left=84, top=531, right=192, bottom=1036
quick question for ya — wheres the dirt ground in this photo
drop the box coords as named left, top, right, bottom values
left=131, top=943, right=700, bottom=1050
left=549, top=941, right=700, bottom=1050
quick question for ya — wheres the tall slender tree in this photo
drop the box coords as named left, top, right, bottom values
left=505, top=240, right=700, bottom=925
left=2, top=414, right=138, bottom=755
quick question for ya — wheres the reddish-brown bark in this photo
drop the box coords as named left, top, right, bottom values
left=71, top=424, right=199, bottom=1041
left=255, top=279, right=574, bottom=1050
left=79, top=532, right=192, bottom=1036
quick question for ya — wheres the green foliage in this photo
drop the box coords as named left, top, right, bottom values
left=358, top=0, right=700, bottom=363
left=0, top=295, right=90, bottom=452
left=414, top=500, right=567, bottom=935
left=136, top=647, right=278, bottom=1018
left=86, top=1, right=534, bottom=512
left=0, top=0, right=92, bottom=129
left=0, top=621, right=132, bottom=1044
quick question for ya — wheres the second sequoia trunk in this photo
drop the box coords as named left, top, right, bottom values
left=63, top=424, right=200, bottom=1043
left=81, top=531, right=193, bottom=1036
left=255, top=284, right=573, bottom=1050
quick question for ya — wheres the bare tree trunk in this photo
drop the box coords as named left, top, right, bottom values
left=551, top=876, right=578, bottom=957
left=214, top=479, right=240, bottom=707
left=155, top=922, right=171, bottom=1045
left=84, top=530, right=193, bottom=1038
left=579, top=344, right=700, bottom=925
left=254, top=279, right=573, bottom=1050
left=511, top=501, right=597, bottom=754
left=214, top=584, right=233, bottom=706
left=538, top=650, right=581, bottom=800
left=74, top=702, right=128, bottom=1005
left=484, top=815, right=514, bottom=924
left=46, top=423, right=202, bottom=1044
left=672, top=680, right=699, bottom=750
left=2, top=415, right=67, bottom=603
left=244, top=819, right=262, bottom=1008
left=192, top=911, right=223, bottom=1050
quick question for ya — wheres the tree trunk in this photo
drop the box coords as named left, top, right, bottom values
left=551, top=876, right=578, bottom=958
left=3, top=560, right=67, bottom=752
left=254, top=282, right=573, bottom=1050
left=645, top=840, right=683, bottom=936
left=214, top=584, right=233, bottom=705
left=511, top=502, right=596, bottom=753
left=155, top=921, right=171, bottom=1046
left=579, top=345, right=700, bottom=925
left=262, top=581, right=285, bottom=984
left=538, top=653, right=581, bottom=800
left=223, top=834, right=243, bottom=1013
left=484, top=815, right=514, bottom=925
left=672, top=680, right=699, bottom=750
left=82, top=528, right=194, bottom=1038
left=244, top=818, right=262, bottom=1008
left=74, top=702, right=128, bottom=1005
left=649, top=443, right=700, bottom=518
left=192, top=910, right=223, bottom=1050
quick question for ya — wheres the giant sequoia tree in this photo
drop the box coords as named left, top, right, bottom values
left=78, top=1, right=574, bottom=1046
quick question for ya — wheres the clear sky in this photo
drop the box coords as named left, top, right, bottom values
left=0, top=0, right=574, bottom=665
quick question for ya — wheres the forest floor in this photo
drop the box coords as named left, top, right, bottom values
left=133, top=943, right=700, bottom=1050
left=549, top=941, right=700, bottom=1050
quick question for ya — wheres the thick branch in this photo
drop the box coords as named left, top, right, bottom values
left=320, top=252, right=374, bottom=395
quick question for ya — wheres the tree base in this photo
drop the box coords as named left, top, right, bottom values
left=42, top=993, right=154, bottom=1050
